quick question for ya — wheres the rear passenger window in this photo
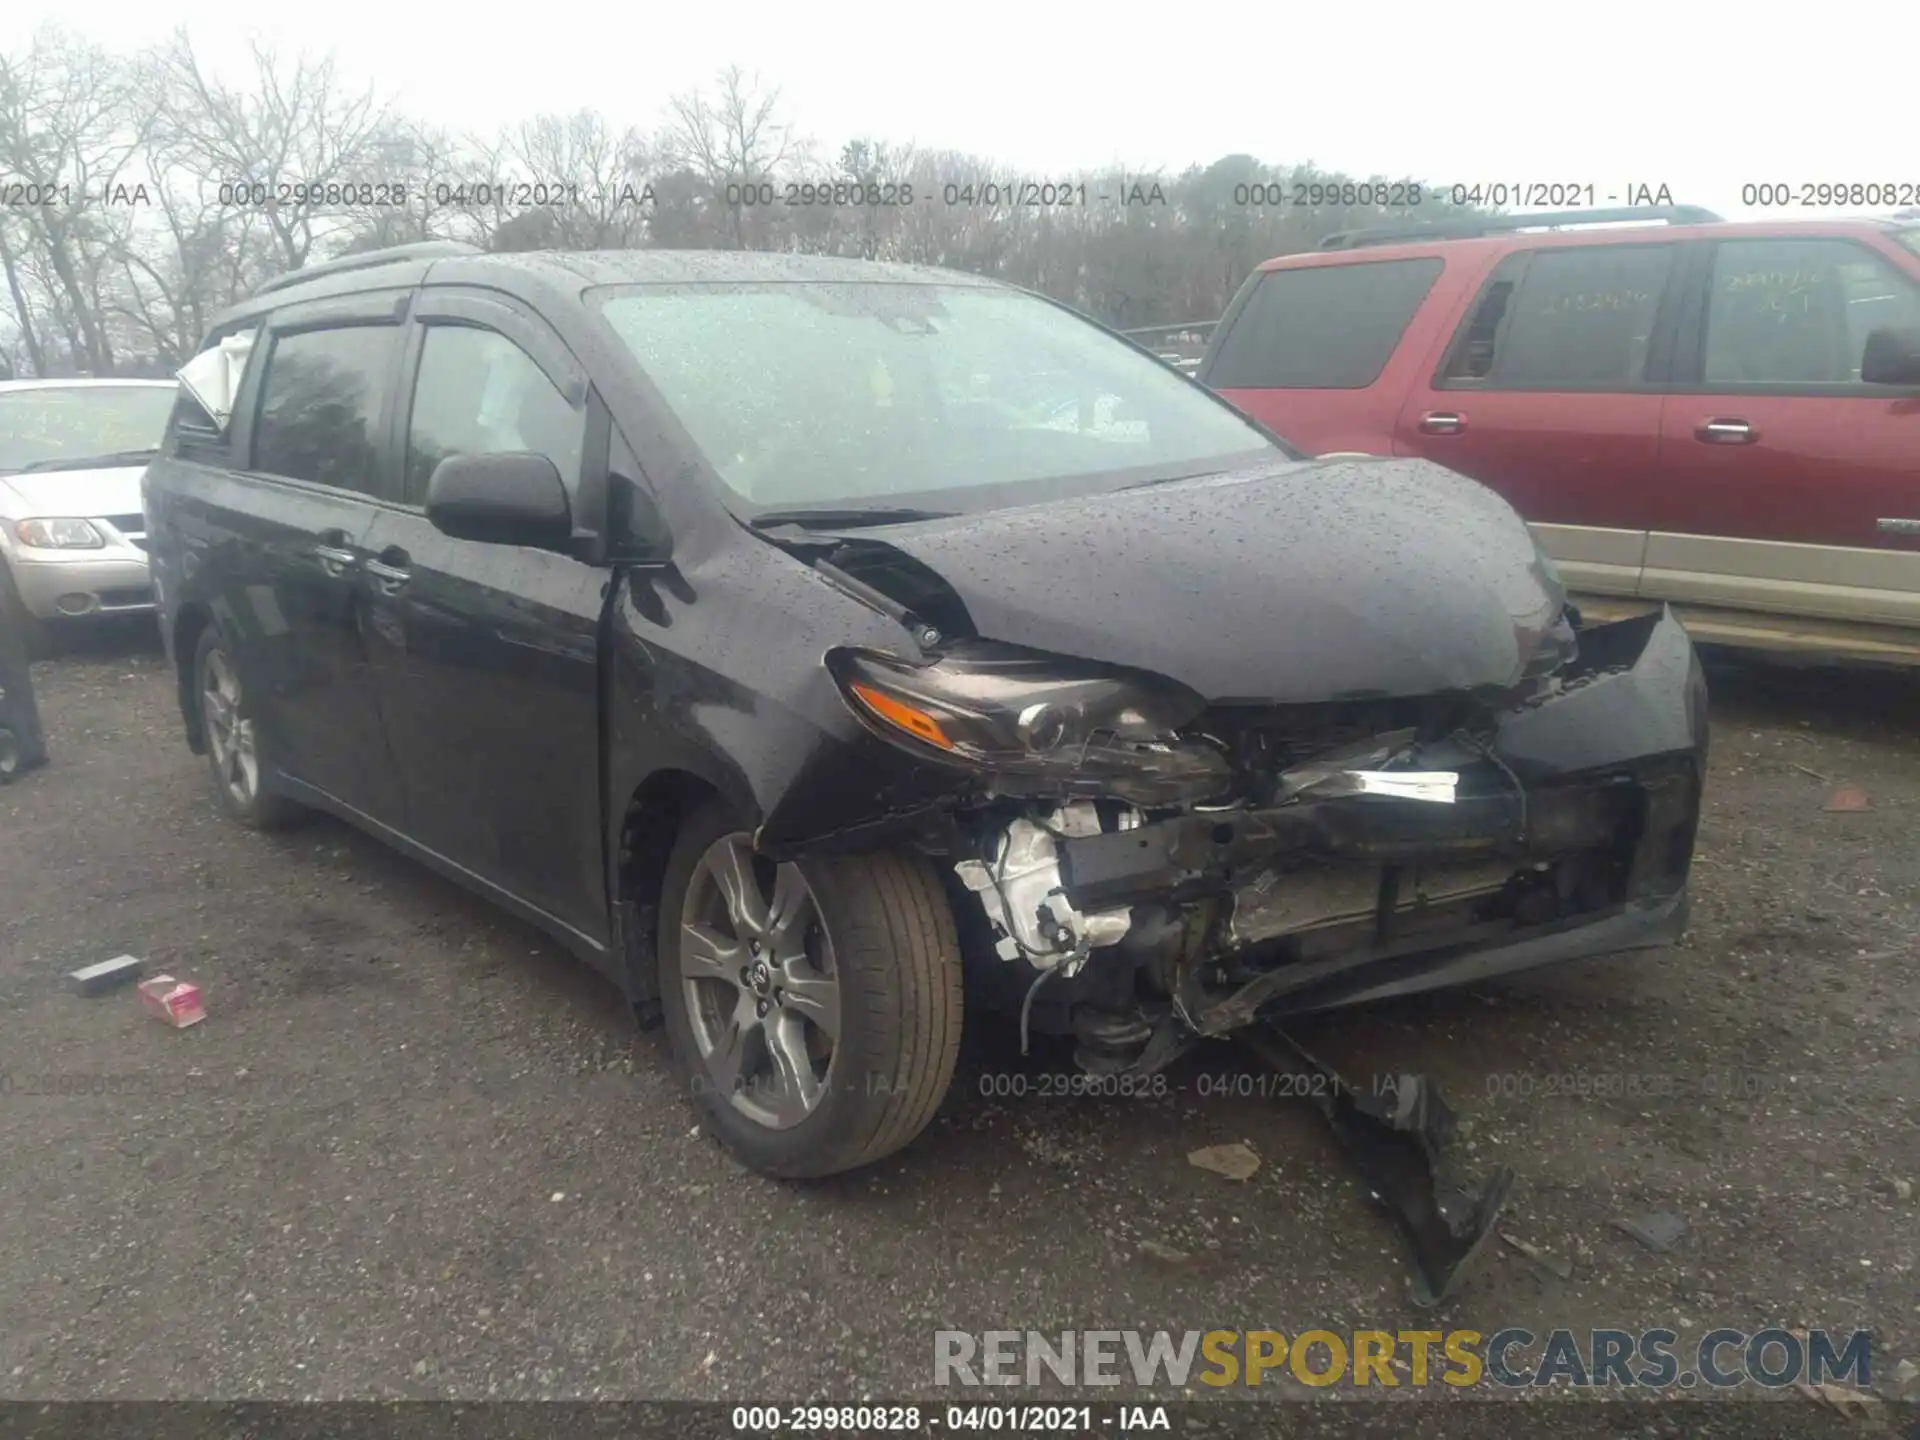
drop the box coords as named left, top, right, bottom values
left=1703, top=238, right=1920, bottom=386
left=1444, top=244, right=1675, bottom=390
left=404, top=325, right=583, bottom=506
left=1206, top=259, right=1442, bottom=389
left=251, top=325, right=398, bottom=492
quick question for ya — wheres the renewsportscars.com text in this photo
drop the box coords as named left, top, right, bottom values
left=934, top=1327, right=1872, bottom=1390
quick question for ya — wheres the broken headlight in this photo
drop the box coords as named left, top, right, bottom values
left=1522, top=609, right=1579, bottom=680
left=828, top=644, right=1231, bottom=806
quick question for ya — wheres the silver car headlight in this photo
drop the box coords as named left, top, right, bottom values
left=15, top=518, right=106, bottom=550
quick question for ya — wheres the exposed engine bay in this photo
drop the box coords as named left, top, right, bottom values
left=925, top=607, right=1705, bottom=1076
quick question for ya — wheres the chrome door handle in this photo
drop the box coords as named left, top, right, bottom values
left=1695, top=418, right=1756, bottom=444
left=1879, top=518, right=1920, bottom=536
left=1419, top=411, right=1466, bottom=435
left=313, top=544, right=358, bottom=578
left=364, top=559, right=411, bottom=594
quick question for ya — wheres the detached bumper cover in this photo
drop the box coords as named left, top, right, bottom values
left=1056, top=608, right=1707, bottom=1028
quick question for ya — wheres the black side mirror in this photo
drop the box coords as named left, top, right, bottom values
left=425, top=452, right=573, bottom=550
left=1862, top=326, right=1920, bottom=386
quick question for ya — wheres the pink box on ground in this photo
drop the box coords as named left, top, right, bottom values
left=137, top=975, right=205, bottom=1028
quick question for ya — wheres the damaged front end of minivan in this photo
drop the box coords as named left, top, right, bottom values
left=773, top=595, right=1705, bottom=1079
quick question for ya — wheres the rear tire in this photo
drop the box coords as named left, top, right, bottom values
left=658, top=800, right=964, bottom=1178
left=192, top=625, right=303, bottom=830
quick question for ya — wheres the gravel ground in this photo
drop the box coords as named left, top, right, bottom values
left=1, top=622, right=1915, bottom=1425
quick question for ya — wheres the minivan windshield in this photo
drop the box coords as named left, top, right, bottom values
left=596, top=282, right=1284, bottom=514
left=1898, top=228, right=1920, bottom=261
left=0, top=383, right=178, bottom=473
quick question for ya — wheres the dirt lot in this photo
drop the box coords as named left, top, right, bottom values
left=1, top=621, right=1916, bottom=1424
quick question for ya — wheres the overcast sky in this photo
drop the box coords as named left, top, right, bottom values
left=4, top=0, right=1912, bottom=222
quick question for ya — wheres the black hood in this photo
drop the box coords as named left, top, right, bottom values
left=820, top=456, right=1568, bottom=704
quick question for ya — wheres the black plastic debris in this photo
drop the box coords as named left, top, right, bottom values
left=1241, top=1027, right=1514, bottom=1306
left=1612, top=1210, right=1690, bottom=1253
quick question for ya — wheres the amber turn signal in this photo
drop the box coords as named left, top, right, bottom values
left=848, top=682, right=955, bottom=751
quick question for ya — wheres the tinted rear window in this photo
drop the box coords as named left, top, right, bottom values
left=1205, top=258, right=1443, bottom=390
left=1447, top=244, right=1676, bottom=390
left=252, top=325, right=397, bottom=493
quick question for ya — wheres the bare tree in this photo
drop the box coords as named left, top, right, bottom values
left=0, top=30, right=1481, bottom=377
left=0, top=28, right=149, bottom=373
left=662, top=66, right=795, bottom=249
left=144, top=31, right=397, bottom=275
left=474, top=110, right=654, bottom=252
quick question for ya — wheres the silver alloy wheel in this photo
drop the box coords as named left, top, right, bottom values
left=680, top=833, right=841, bottom=1130
left=201, top=648, right=259, bottom=805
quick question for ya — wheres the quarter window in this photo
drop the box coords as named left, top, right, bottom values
left=404, top=325, right=583, bottom=505
left=1206, top=259, right=1443, bottom=389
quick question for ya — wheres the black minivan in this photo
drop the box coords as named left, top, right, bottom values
left=144, top=241, right=1707, bottom=1178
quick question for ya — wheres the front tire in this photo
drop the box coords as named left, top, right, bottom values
left=192, top=625, right=302, bottom=830
left=658, top=801, right=963, bottom=1178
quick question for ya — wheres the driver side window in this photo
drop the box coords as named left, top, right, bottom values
left=405, top=324, right=584, bottom=505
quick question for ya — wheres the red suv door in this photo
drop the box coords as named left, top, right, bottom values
left=1646, top=230, right=1920, bottom=631
left=1392, top=240, right=1687, bottom=599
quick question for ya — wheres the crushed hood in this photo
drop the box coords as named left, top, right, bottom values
left=0, top=464, right=148, bottom=520
left=823, top=456, right=1567, bottom=704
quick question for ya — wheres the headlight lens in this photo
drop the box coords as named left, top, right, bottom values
left=16, top=517, right=106, bottom=550
left=830, top=645, right=1231, bottom=806
left=1522, top=611, right=1579, bottom=680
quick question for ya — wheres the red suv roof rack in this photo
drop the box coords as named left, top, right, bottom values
left=1317, top=205, right=1724, bottom=251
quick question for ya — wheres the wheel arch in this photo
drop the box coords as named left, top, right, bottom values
left=613, top=767, right=734, bottom=1018
left=172, top=602, right=215, bottom=754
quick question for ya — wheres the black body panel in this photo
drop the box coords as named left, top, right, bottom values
left=830, top=454, right=1568, bottom=703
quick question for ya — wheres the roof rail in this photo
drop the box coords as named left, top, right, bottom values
left=252, top=240, right=484, bottom=297
left=1318, top=205, right=1725, bottom=251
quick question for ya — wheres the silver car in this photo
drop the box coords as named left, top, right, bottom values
left=0, top=378, right=178, bottom=650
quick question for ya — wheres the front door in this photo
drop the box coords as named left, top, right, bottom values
left=360, top=292, right=609, bottom=944
left=1648, top=233, right=1920, bottom=627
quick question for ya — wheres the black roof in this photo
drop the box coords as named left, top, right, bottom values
left=211, top=244, right=1006, bottom=336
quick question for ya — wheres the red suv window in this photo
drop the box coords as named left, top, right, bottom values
left=1438, top=244, right=1679, bottom=391
left=1206, top=258, right=1442, bottom=390
left=1701, top=237, right=1920, bottom=387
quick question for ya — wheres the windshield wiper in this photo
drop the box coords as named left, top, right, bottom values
left=748, top=505, right=954, bottom=530
left=17, top=448, right=160, bottom=474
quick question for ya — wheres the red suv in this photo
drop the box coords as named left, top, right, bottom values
left=1198, top=206, right=1920, bottom=665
